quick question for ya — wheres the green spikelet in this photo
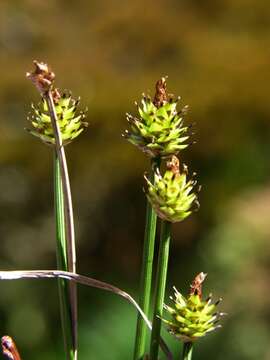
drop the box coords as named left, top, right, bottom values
left=27, top=90, right=87, bottom=145
left=162, top=273, right=225, bottom=343
left=124, top=77, right=190, bottom=158
left=144, top=155, right=198, bottom=223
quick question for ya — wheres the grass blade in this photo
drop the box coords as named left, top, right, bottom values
left=0, top=269, right=173, bottom=359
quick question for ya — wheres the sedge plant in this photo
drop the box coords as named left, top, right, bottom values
left=26, top=61, right=87, bottom=360
left=0, top=64, right=225, bottom=360
left=25, top=62, right=172, bottom=360
left=125, top=77, right=198, bottom=360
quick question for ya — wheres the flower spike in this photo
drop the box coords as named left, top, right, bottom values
left=124, top=77, right=190, bottom=158
left=162, top=273, right=225, bottom=343
left=144, top=155, right=199, bottom=223
left=26, top=61, right=88, bottom=146
left=27, top=90, right=88, bottom=146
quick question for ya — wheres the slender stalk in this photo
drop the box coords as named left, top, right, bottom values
left=45, top=91, right=77, bottom=360
left=54, top=152, right=74, bottom=360
left=150, top=220, right=171, bottom=360
left=182, top=342, right=193, bottom=360
left=133, top=158, right=160, bottom=360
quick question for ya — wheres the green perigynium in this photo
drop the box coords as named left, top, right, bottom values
left=144, top=155, right=198, bottom=223
left=27, top=90, right=87, bottom=145
left=162, top=273, right=225, bottom=343
left=124, top=77, right=190, bottom=158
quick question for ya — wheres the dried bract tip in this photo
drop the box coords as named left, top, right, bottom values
left=153, top=76, right=168, bottom=108
left=1, top=336, right=22, bottom=360
left=190, top=272, right=207, bottom=299
left=26, top=60, right=55, bottom=94
left=166, top=155, right=180, bottom=176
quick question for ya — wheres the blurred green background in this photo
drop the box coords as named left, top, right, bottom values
left=0, top=0, right=270, bottom=359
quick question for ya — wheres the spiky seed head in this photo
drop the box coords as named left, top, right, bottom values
left=124, top=77, right=190, bottom=158
left=144, top=155, right=199, bottom=223
left=162, top=273, right=225, bottom=343
left=27, top=90, right=88, bottom=146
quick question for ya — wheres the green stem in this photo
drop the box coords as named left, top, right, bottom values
left=46, top=90, right=77, bottom=360
left=182, top=342, right=193, bottom=360
left=54, top=152, right=74, bottom=360
left=149, top=220, right=171, bottom=360
left=133, top=158, right=160, bottom=360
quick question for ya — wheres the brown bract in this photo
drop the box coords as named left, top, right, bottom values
left=166, top=155, right=180, bottom=176
left=189, top=272, right=207, bottom=299
left=153, top=76, right=168, bottom=107
left=1, top=336, right=22, bottom=360
left=26, top=60, right=55, bottom=94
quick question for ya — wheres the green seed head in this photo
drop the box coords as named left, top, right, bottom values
left=145, top=155, right=198, bottom=223
left=163, top=273, right=225, bottom=343
left=124, top=77, right=190, bottom=158
left=27, top=90, right=88, bottom=146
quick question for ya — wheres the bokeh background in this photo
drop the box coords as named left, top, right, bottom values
left=0, top=0, right=270, bottom=359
